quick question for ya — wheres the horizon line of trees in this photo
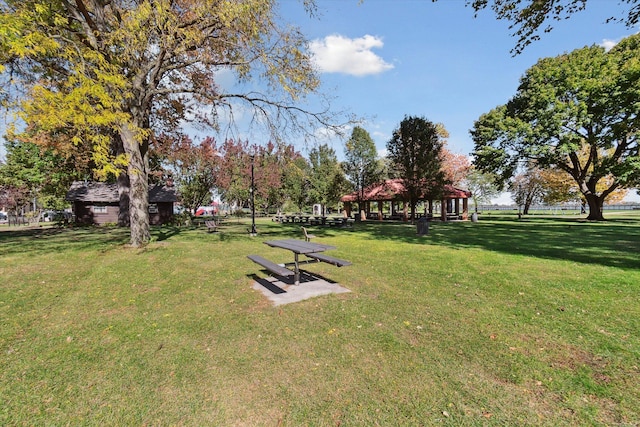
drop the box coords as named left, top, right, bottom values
left=0, top=119, right=478, bottom=221
left=2, top=111, right=637, bottom=222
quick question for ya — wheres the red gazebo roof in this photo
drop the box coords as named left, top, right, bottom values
left=340, top=179, right=471, bottom=203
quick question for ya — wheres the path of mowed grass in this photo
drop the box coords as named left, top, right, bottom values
left=1, top=214, right=639, bottom=426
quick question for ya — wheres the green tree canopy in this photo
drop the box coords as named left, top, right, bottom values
left=471, top=34, right=640, bottom=220
left=387, top=115, right=447, bottom=222
left=464, top=0, right=640, bottom=55
left=282, top=156, right=311, bottom=212
left=308, top=144, right=345, bottom=215
left=0, top=136, right=87, bottom=214
left=463, top=168, right=500, bottom=213
left=342, top=126, right=381, bottom=214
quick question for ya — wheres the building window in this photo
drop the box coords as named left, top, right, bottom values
left=93, top=206, right=108, bottom=214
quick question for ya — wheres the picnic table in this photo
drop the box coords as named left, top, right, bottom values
left=248, top=238, right=351, bottom=285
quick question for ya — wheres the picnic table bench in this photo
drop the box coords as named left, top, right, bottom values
left=205, top=220, right=218, bottom=232
left=247, top=238, right=351, bottom=285
left=304, top=252, right=352, bottom=267
left=246, top=255, right=294, bottom=277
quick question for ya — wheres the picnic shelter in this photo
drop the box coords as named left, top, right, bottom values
left=340, top=178, right=472, bottom=221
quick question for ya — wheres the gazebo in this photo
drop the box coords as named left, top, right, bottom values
left=340, top=178, right=472, bottom=221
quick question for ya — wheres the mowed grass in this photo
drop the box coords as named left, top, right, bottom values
left=1, top=214, right=639, bottom=426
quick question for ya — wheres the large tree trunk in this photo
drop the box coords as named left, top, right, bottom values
left=585, top=193, right=605, bottom=221
left=410, top=199, right=417, bottom=223
left=117, top=172, right=131, bottom=227
left=121, top=123, right=150, bottom=246
left=113, top=133, right=130, bottom=227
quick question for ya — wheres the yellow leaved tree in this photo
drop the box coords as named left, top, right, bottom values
left=1, top=0, right=343, bottom=246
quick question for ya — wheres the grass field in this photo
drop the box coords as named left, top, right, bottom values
left=1, top=213, right=639, bottom=426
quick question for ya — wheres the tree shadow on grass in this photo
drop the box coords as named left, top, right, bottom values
left=0, top=220, right=298, bottom=257
left=0, top=226, right=132, bottom=257
left=352, top=218, right=640, bottom=270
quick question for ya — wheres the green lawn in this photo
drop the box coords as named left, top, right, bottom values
left=1, top=214, right=639, bottom=426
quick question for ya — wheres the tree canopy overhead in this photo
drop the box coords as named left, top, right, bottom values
left=471, top=33, right=640, bottom=220
left=465, top=0, right=640, bottom=54
left=0, top=0, right=343, bottom=246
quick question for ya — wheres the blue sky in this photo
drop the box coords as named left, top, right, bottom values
left=276, top=0, right=635, bottom=159
left=275, top=0, right=639, bottom=202
left=1, top=1, right=638, bottom=201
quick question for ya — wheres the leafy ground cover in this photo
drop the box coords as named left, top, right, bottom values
left=1, top=214, right=639, bottom=425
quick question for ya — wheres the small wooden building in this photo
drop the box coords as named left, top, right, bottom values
left=341, top=178, right=472, bottom=221
left=66, top=181, right=177, bottom=225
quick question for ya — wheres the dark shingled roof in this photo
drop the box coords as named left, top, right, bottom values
left=66, top=181, right=177, bottom=203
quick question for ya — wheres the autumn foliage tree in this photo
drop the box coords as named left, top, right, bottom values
left=509, top=167, right=545, bottom=215
left=253, top=143, right=301, bottom=214
left=441, top=148, right=471, bottom=188
left=157, top=135, right=221, bottom=214
left=536, top=144, right=629, bottom=206
left=539, top=168, right=628, bottom=206
left=213, top=139, right=249, bottom=211
left=213, top=139, right=300, bottom=214
left=0, top=0, right=342, bottom=246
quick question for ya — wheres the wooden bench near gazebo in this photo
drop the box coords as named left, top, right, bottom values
left=340, top=179, right=472, bottom=222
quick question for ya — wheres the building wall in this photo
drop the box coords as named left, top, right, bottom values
left=73, top=202, right=119, bottom=225
left=74, top=202, right=173, bottom=225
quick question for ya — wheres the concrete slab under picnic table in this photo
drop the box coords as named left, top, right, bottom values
left=251, top=270, right=350, bottom=306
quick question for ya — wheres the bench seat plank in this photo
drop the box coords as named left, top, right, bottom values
left=305, top=252, right=352, bottom=267
left=247, top=255, right=294, bottom=277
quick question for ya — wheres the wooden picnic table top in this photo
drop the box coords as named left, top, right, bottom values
left=264, top=239, right=336, bottom=254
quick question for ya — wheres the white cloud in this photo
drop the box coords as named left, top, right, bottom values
left=312, top=123, right=352, bottom=141
left=600, top=38, right=619, bottom=51
left=309, top=34, right=394, bottom=76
